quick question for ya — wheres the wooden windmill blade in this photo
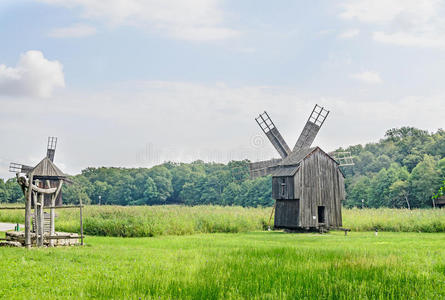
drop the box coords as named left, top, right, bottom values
left=46, top=137, right=57, bottom=162
left=292, top=104, right=329, bottom=153
left=255, top=111, right=291, bottom=159
left=249, top=158, right=282, bottom=179
left=9, top=162, right=33, bottom=174
left=329, top=151, right=355, bottom=167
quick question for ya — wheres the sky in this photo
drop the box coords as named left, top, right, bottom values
left=0, top=0, right=444, bottom=179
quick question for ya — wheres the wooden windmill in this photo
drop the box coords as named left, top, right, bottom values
left=8, top=137, right=71, bottom=247
left=251, top=105, right=350, bottom=231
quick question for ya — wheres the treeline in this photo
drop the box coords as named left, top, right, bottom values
left=63, top=160, right=272, bottom=207
left=339, top=127, right=445, bottom=208
left=0, top=127, right=443, bottom=208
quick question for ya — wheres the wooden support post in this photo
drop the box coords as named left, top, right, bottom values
left=39, top=192, right=44, bottom=247
left=25, top=174, right=33, bottom=249
left=49, top=194, right=55, bottom=247
left=49, top=181, right=56, bottom=247
left=79, top=198, right=84, bottom=246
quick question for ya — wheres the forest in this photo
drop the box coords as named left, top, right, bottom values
left=1, top=127, right=444, bottom=208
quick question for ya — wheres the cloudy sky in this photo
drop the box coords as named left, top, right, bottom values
left=1, top=0, right=444, bottom=179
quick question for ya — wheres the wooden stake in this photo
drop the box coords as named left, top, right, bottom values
left=49, top=182, right=56, bottom=247
left=39, top=192, right=44, bottom=247
left=79, top=198, right=84, bottom=246
left=25, top=174, right=33, bottom=249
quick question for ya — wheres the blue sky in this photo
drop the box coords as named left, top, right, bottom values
left=1, top=0, right=444, bottom=178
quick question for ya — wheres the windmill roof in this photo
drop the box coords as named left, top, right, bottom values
left=279, top=147, right=318, bottom=166
left=29, top=157, right=67, bottom=178
left=272, top=165, right=300, bottom=177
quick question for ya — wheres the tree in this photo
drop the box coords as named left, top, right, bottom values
left=221, top=182, right=241, bottom=206
left=345, top=176, right=371, bottom=208
left=409, top=155, right=441, bottom=207
left=389, top=180, right=410, bottom=209
left=143, top=177, right=158, bottom=204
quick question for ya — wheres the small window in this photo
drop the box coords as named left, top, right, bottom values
left=280, top=178, right=286, bottom=197
left=318, top=206, right=325, bottom=224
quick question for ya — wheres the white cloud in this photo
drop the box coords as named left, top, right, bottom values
left=350, top=71, right=382, bottom=84
left=339, top=0, right=445, bottom=48
left=0, top=50, right=65, bottom=98
left=48, top=23, right=97, bottom=38
left=340, top=0, right=438, bottom=24
left=338, top=28, right=360, bottom=39
left=39, top=0, right=239, bottom=41
left=373, top=31, right=445, bottom=48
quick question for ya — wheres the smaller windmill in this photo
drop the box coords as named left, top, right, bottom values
left=251, top=105, right=352, bottom=231
left=8, top=137, right=71, bottom=247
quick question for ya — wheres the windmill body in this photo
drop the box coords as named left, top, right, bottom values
left=251, top=105, right=346, bottom=231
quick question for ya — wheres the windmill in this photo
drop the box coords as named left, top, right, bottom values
left=8, top=137, right=70, bottom=247
left=251, top=104, right=351, bottom=232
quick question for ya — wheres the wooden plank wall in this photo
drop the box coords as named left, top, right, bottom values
left=272, top=176, right=294, bottom=200
left=299, top=150, right=343, bottom=228
left=274, top=199, right=300, bottom=228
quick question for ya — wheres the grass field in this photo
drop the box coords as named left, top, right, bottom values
left=1, top=205, right=445, bottom=237
left=1, top=231, right=445, bottom=299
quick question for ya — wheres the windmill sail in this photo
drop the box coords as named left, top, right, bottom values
left=9, top=162, right=33, bottom=174
left=249, top=158, right=282, bottom=179
left=330, top=151, right=355, bottom=167
left=292, top=104, right=329, bottom=153
left=255, top=111, right=291, bottom=159
left=46, top=137, right=57, bottom=162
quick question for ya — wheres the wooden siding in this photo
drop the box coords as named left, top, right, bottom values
left=274, top=200, right=299, bottom=228
left=272, top=176, right=294, bottom=200
left=298, top=149, right=343, bottom=228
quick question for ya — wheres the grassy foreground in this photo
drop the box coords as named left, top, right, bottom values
left=1, top=205, right=445, bottom=236
left=0, top=231, right=444, bottom=299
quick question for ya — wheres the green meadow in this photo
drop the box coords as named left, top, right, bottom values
left=1, top=206, right=445, bottom=299
left=1, top=231, right=445, bottom=299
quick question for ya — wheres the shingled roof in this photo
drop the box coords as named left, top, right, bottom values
left=279, top=147, right=317, bottom=166
left=272, top=147, right=342, bottom=177
left=29, top=157, right=67, bottom=178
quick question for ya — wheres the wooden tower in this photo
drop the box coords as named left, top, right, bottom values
left=251, top=105, right=350, bottom=231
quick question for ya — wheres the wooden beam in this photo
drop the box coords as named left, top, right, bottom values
left=44, top=235, right=83, bottom=240
left=79, top=197, right=84, bottom=246
left=25, top=174, right=33, bottom=249
left=48, top=180, right=55, bottom=247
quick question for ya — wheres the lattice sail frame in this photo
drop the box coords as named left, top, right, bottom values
left=292, top=104, right=329, bottom=152
left=47, top=137, right=57, bottom=162
left=9, top=162, right=33, bottom=174
left=255, top=112, right=291, bottom=159
left=330, top=151, right=355, bottom=167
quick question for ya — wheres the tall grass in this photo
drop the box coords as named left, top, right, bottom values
left=1, top=205, right=444, bottom=236
left=343, top=208, right=445, bottom=232
left=0, top=205, right=271, bottom=237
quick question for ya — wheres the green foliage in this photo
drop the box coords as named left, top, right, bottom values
left=342, top=128, right=444, bottom=208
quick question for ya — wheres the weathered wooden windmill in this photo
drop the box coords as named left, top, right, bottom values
left=7, top=137, right=77, bottom=248
left=250, top=105, right=348, bottom=231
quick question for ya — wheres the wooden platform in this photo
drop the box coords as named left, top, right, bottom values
left=2, top=231, right=81, bottom=247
